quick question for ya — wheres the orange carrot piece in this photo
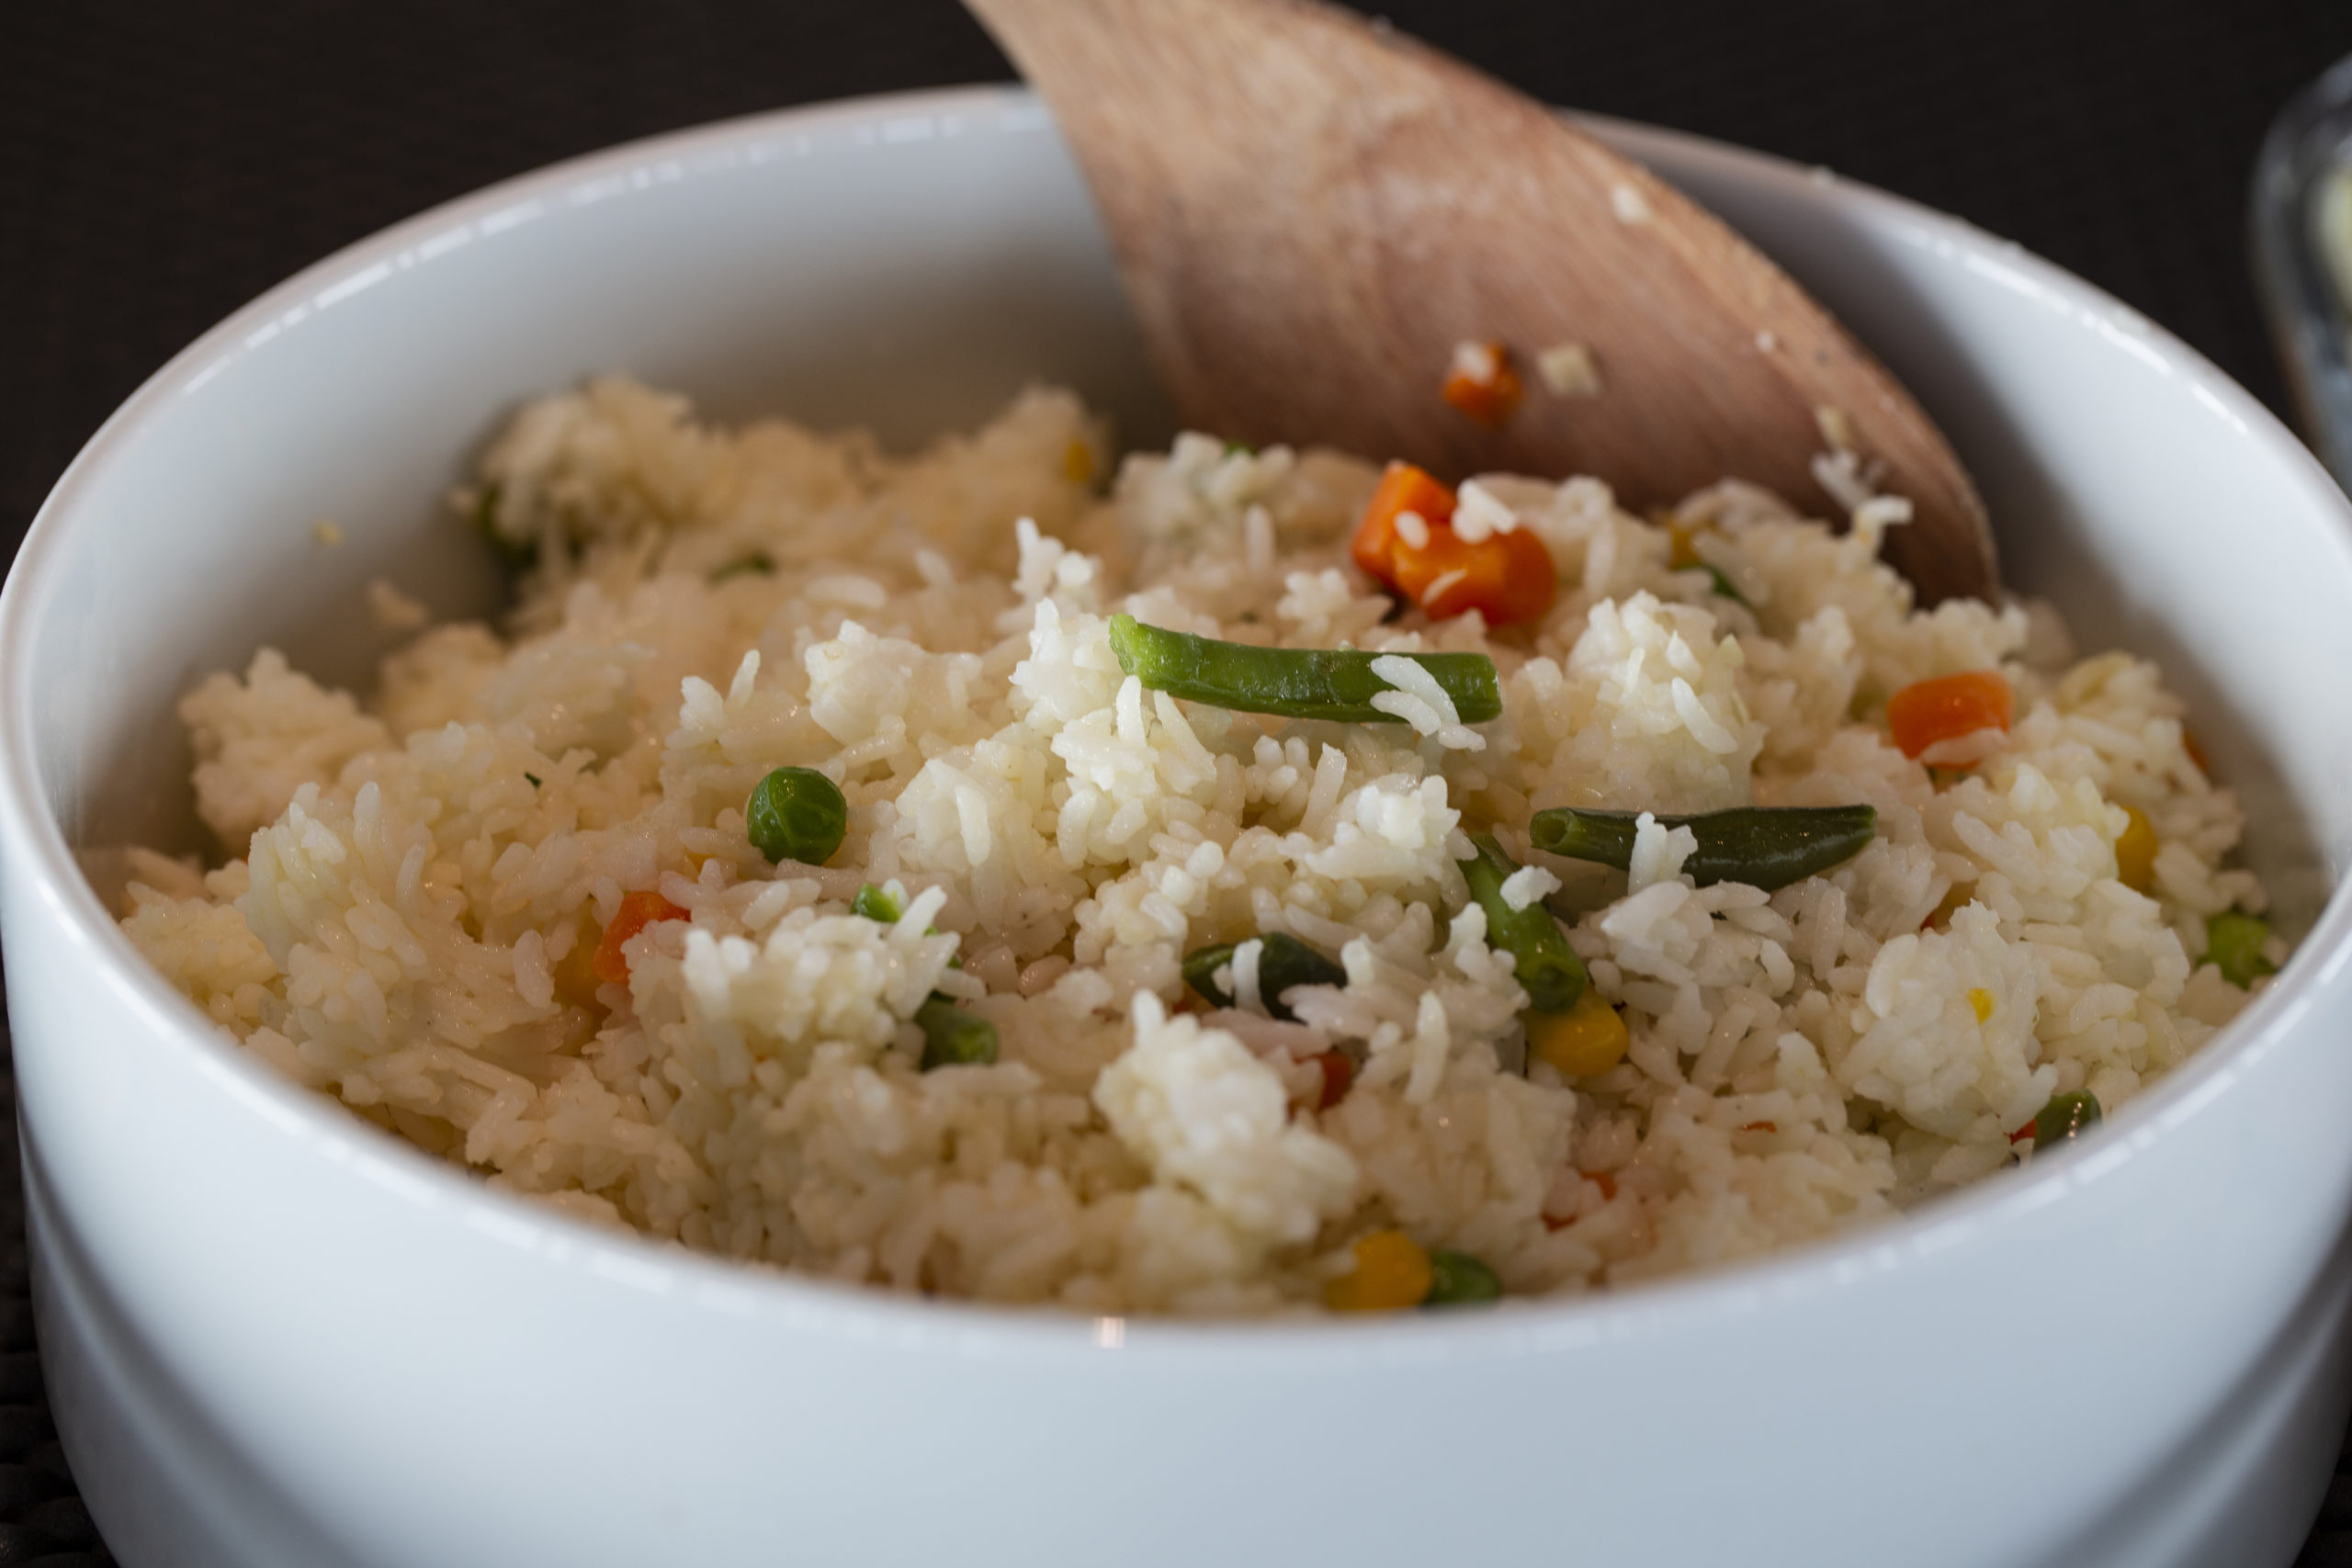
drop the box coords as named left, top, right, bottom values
left=1412, top=526, right=1556, bottom=626
left=1311, top=1049, right=1354, bottom=1111
left=591, top=890, right=691, bottom=985
left=1441, top=341, right=1523, bottom=426
left=1351, top=460, right=1456, bottom=581
left=1886, top=671, right=2014, bottom=759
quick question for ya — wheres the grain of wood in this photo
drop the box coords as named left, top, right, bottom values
left=967, top=0, right=1998, bottom=604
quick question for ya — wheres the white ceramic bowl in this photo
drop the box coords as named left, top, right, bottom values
left=6, top=87, right=2352, bottom=1568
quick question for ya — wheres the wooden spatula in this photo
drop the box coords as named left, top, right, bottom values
left=967, top=0, right=1998, bottom=604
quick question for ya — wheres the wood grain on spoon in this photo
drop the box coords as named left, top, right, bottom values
left=967, top=0, right=1998, bottom=604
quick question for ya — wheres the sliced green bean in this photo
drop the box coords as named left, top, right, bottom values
left=1459, top=834, right=1587, bottom=1013
left=1702, top=564, right=1748, bottom=607
left=1422, top=1249, right=1504, bottom=1307
left=471, top=480, right=537, bottom=572
left=2202, top=910, right=2276, bottom=989
left=709, top=549, right=776, bottom=583
left=2031, top=1090, right=2101, bottom=1150
left=1182, top=931, right=1348, bottom=1021
left=1529, top=805, right=1877, bottom=890
left=917, top=996, right=998, bottom=1070
left=1107, top=615, right=1500, bottom=725
left=747, top=766, right=847, bottom=866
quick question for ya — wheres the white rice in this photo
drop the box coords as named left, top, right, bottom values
left=117, top=376, right=2281, bottom=1314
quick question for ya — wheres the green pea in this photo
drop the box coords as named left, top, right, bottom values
left=1181, top=931, right=1348, bottom=1021
left=917, top=996, right=998, bottom=1070
left=852, top=882, right=903, bottom=924
left=746, top=766, right=847, bottom=866
left=1422, top=1249, right=1503, bottom=1306
left=2031, top=1090, right=2101, bottom=1151
left=1459, top=834, right=1587, bottom=1013
left=2201, top=910, right=2276, bottom=989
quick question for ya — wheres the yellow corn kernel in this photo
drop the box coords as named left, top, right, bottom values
left=2115, top=806, right=2157, bottom=893
left=1062, top=438, right=1094, bottom=485
left=1665, top=517, right=1702, bottom=570
left=1968, top=987, right=1995, bottom=1023
left=1526, top=989, right=1631, bottom=1077
left=1324, top=1230, right=1433, bottom=1313
left=550, top=915, right=605, bottom=1010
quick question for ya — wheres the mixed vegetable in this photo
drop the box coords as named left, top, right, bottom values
left=747, top=766, right=848, bottom=866
left=2031, top=1090, right=2102, bottom=1150
left=1348, top=461, right=1555, bottom=627
left=852, top=881, right=999, bottom=1071
left=680, top=464, right=2260, bottom=1209
left=1182, top=931, right=1348, bottom=1021
left=1107, top=614, right=1502, bottom=725
left=1325, top=1229, right=1505, bottom=1312
left=1885, top=670, right=2013, bottom=759
left=1458, top=834, right=1587, bottom=1013
left=1530, top=805, right=1879, bottom=891
left=2203, top=910, right=2276, bottom=988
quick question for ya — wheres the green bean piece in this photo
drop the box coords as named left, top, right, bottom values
left=917, top=996, right=999, bottom=1070
left=852, top=883, right=903, bottom=924
left=708, top=550, right=776, bottom=583
left=746, top=766, right=847, bottom=866
left=1458, top=834, right=1587, bottom=1014
left=2202, top=910, right=2277, bottom=989
left=1181, top=932, right=1348, bottom=1021
left=2031, top=1090, right=2102, bottom=1151
left=1702, top=564, right=1749, bottom=607
left=471, top=480, right=537, bottom=572
left=1107, top=615, right=1501, bottom=726
left=1529, top=805, right=1877, bottom=891
left=1422, top=1249, right=1504, bottom=1307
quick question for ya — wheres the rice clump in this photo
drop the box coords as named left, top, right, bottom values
left=116, top=378, right=2286, bottom=1314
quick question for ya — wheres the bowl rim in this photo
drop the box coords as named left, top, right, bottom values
left=5, top=83, right=2350, bottom=1359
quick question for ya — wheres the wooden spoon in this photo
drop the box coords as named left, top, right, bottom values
left=966, top=0, right=1998, bottom=604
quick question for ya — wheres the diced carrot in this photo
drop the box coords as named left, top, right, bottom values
left=1311, top=1049, right=1354, bottom=1111
left=592, top=890, right=691, bottom=985
left=1885, top=671, right=2014, bottom=759
left=1921, top=882, right=1974, bottom=931
left=1583, top=1170, right=1618, bottom=1201
left=2183, top=729, right=2210, bottom=774
left=1441, top=341, right=1523, bottom=426
left=2114, top=806, right=2158, bottom=894
left=1391, top=524, right=1557, bottom=626
left=1351, top=461, right=1457, bottom=581
left=1738, top=1121, right=1778, bottom=1134
left=2007, top=1122, right=2037, bottom=1145
left=1351, top=460, right=1555, bottom=627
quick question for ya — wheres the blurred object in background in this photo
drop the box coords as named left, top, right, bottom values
left=2255, top=53, right=2352, bottom=491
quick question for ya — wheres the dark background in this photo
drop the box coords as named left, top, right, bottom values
left=6, top=3, right=2352, bottom=1563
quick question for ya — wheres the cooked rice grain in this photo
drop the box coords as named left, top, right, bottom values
left=119, top=378, right=2273, bottom=1314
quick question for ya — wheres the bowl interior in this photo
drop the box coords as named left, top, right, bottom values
left=7, top=85, right=2352, bottom=1224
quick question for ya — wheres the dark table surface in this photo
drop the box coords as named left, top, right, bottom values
left=6, top=4, right=2352, bottom=1563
